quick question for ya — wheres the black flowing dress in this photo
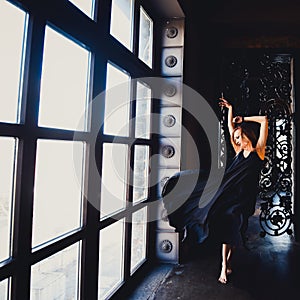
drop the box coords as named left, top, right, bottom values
left=162, top=150, right=263, bottom=246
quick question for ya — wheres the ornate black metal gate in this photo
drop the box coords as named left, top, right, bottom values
left=220, top=52, right=295, bottom=237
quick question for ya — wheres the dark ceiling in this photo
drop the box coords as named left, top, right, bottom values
left=178, top=0, right=300, bottom=34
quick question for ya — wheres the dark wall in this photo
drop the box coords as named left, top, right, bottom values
left=178, top=0, right=300, bottom=241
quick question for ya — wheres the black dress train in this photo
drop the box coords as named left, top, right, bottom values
left=162, top=150, right=263, bottom=246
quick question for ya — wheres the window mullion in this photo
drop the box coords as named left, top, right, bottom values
left=11, top=15, right=46, bottom=300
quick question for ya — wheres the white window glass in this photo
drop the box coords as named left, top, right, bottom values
left=39, top=26, right=90, bottom=131
left=31, top=243, right=80, bottom=300
left=138, top=7, right=153, bottom=67
left=98, top=219, right=124, bottom=299
left=135, top=81, right=151, bottom=139
left=100, top=143, right=128, bottom=219
left=32, top=140, right=85, bottom=248
left=0, top=278, right=9, bottom=300
left=110, top=0, right=134, bottom=50
left=104, top=63, right=130, bottom=137
left=0, top=1, right=27, bottom=123
left=68, top=0, right=95, bottom=19
left=130, top=207, right=147, bottom=273
left=133, top=145, right=149, bottom=203
left=0, top=137, right=17, bottom=262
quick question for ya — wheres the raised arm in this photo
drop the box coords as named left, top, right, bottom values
left=243, top=115, right=268, bottom=160
left=219, top=98, right=240, bottom=153
left=219, top=98, right=234, bottom=135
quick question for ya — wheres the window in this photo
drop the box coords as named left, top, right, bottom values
left=130, top=207, right=147, bottom=273
left=0, top=137, right=18, bottom=262
left=138, top=7, right=153, bottom=67
left=100, top=143, right=128, bottom=219
left=32, top=140, right=85, bottom=248
left=0, top=0, right=27, bottom=123
left=98, top=219, right=125, bottom=299
left=68, top=0, right=95, bottom=19
left=0, top=278, right=10, bottom=300
left=38, top=26, right=91, bottom=131
left=31, top=243, right=81, bottom=299
left=0, top=0, right=158, bottom=298
left=133, top=145, right=149, bottom=203
left=110, top=0, right=134, bottom=50
left=104, top=63, right=130, bottom=137
left=135, top=81, right=151, bottom=139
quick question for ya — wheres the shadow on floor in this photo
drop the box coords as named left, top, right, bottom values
left=129, top=213, right=300, bottom=300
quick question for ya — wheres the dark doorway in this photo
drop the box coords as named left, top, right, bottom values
left=220, top=51, right=295, bottom=238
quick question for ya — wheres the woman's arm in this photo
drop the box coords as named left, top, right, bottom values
left=219, top=98, right=234, bottom=136
left=244, top=115, right=268, bottom=160
left=219, top=98, right=240, bottom=154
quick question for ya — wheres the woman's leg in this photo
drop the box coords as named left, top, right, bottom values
left=218, top=243, right=232, bottom=284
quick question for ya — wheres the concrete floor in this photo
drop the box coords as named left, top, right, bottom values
left=128, top=212, right=300, bottom=300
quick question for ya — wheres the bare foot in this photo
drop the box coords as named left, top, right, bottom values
left=218, top=266, right=227, bottom=284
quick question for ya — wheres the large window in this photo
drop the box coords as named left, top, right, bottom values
left=0, top=0, right=156, bottom=299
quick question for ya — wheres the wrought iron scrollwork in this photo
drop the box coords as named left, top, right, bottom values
left=221, top=53, right=295, bottom=237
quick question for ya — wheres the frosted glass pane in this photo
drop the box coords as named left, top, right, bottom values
left=0, top=1, right=27, bottom=123
left=110, top=0, right=134, bottom=50
left=0, top=137, right=17, bottom=262
left=100, top=143, right=128, bottom=218
left=130, top=207, right=147, bottom=273
left=135, top=81, right=151, bottom=139
left=0, top=278, right=9, bottom=300
left=31, top=243, right=80, bottom=300
left=98, top=220, right=124, bottom=299
left=38, top=26, right=90, bottom=131
left=138, top=7, right=153, bottom=67
left=104, top=63, right=130, bottom=137
left=68, top=0, right=95, bottom=18
left=133, top=145, right=149, bottom=203
left=32, top=140, right=85, bottom=247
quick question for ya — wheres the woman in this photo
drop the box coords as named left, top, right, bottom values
left=162, top=97, right=268, bottom=284
left=217, top=97, right=268, bottom=283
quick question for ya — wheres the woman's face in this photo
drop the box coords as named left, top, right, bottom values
left=233, top=128, right=249, bottom=148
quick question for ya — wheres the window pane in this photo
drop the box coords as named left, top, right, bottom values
left=0, top=137, right=17, bottom=262
left=138, top=7, right=153, bottom=67
left=100, top=143, right=128, bottom=219
left=135, top=81, right=151, bottom=139
left=68, top=0, right=95, bottom=19
left=98, top=219, right=124, bottom=299
left=130, top=207, right=147, bottom=273
left=133, top=145, right=149, bottom=203
left=32, top=140, right=85, bottom=248
left=38, top=26, right=90, bottom=131
left=110, top=0, right=134, bottom=50
left=0, top=1, right=27, bottom=123
left=104, top=63, right=130, bottom=137
left=0, top=278, right=9, bottom=300
left=31, top=243, right=80, bottom=300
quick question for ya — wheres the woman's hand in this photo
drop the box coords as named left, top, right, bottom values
left=219, top=98, right=232, bottom=109
left=233, top=116, right=243, bottom=124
